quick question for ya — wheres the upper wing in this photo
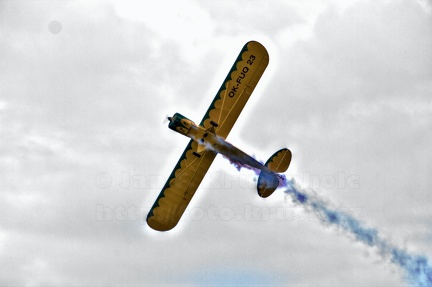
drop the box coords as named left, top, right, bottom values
left=146, top=140, right=216, bottom=231
left=200, top=41, right=269, bottom=139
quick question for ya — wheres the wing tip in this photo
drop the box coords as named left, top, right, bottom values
left=146, top=216, right=177, bottom=232
left=245, top=40, right=269, bottom=59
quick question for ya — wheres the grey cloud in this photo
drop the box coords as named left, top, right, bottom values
left=0, top=1, right=430, bottom=286
left=240, top=0, right=432, bottom=262
left=196, top=0, right=304, bottom=37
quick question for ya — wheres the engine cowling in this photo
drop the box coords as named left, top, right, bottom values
left=168, top=113, right=195, bottom=136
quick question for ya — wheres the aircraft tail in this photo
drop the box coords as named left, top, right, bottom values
left=257, top=148, right=292, bottom=198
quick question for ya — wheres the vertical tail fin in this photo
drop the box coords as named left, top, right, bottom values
left=257, top=148, right=292, bottom=198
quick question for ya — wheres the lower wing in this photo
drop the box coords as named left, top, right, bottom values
left=146, top=140, right=216, bottom=231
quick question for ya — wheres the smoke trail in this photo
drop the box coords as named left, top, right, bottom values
left=218, top=150, right=432, bottom=285
left=221, top=154, right=261, bottom=175
left=223, top=155, right=289, bottom=189
left=283, top=178, right=432, bottom=287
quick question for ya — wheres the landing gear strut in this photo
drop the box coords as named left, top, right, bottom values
left=193, top=151, right=201, bottom=158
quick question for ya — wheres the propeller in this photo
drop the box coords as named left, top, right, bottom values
left=163, top=114, right=172, bottom=124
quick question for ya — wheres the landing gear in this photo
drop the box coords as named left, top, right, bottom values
left=200, top=133, right=208, bottom=144
left=210, top=120, right=219, bottom=127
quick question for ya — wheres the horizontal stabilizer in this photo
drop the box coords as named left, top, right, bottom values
left=257, top=171, right=279, bottom=198
left=265, top=148, right=291, bottom=173
left=257, top=148, right=292, bottom=198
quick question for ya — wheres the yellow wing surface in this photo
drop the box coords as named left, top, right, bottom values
left=147, top=140, right=216, bottom=231
left=147, top=41, right=269, bottom=231
left=200, top=41, right=269, bottom=139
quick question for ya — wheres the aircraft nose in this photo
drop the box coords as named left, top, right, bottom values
left=168, top=117, right=172, bottom=122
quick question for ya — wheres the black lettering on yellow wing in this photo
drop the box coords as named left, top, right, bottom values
left=200, top=41, right=269, bottom=139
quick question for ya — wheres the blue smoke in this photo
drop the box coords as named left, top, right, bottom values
left=283, top=178, right=432, bottom=287
left=221, top=154, right=432, bottom=285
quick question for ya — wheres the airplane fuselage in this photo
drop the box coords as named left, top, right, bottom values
left=167, top=112, right=272, bottom=174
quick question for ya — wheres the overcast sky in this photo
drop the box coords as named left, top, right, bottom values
left=1, top=0, right=431, bottom=286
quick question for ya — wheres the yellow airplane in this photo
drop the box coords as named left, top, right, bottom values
left=147, top=41, right=292, bottom=231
